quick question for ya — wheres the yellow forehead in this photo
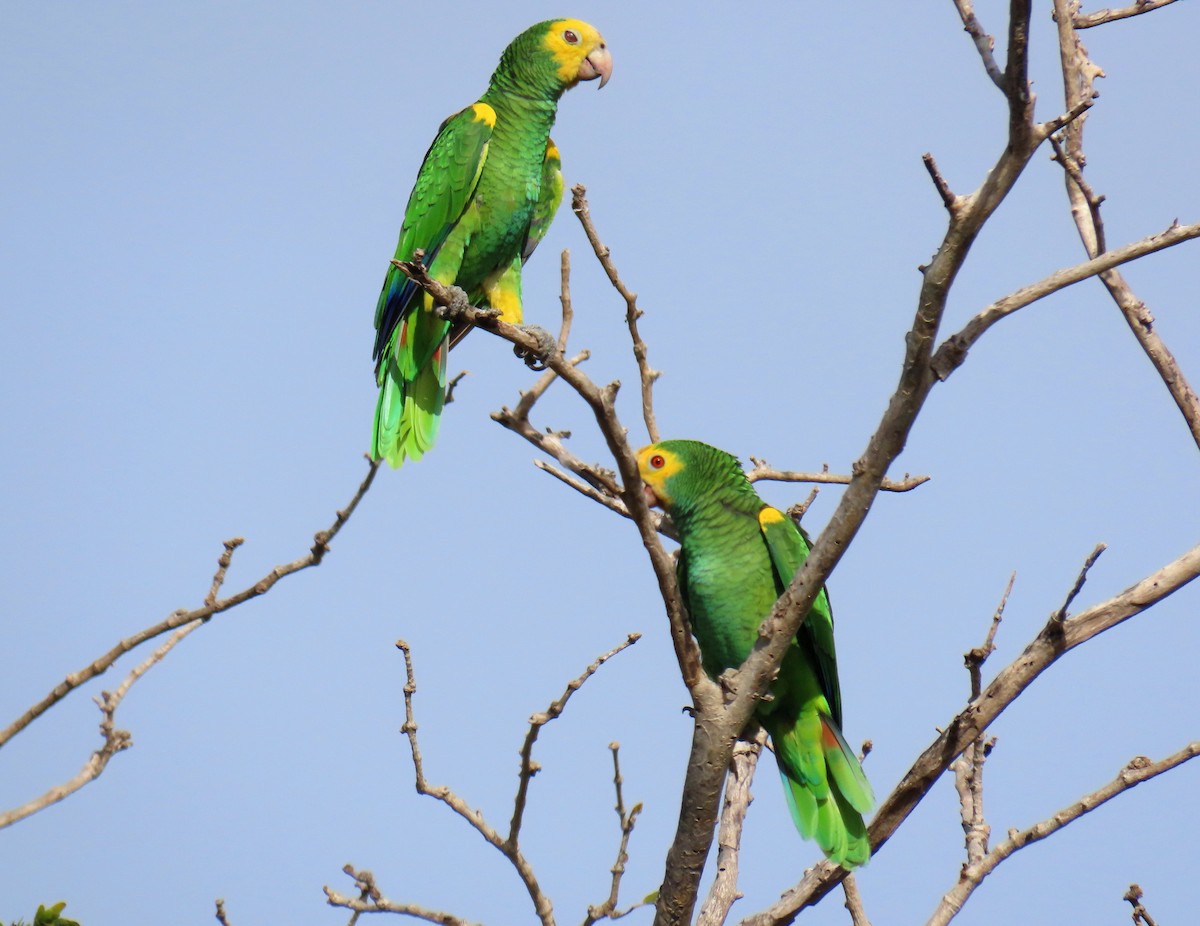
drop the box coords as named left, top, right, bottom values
left=543, top=19, right=605, bottom=81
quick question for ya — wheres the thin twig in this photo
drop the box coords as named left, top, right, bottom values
left=583, top=743, right=651, bottom=926
left=1, top=457, right=380, bottom=754
left=922, top=153, right=962, bottom=214
left=393, top=636, right=641, bottom=926
left=394, top=640, right=557, bottom=926
left=510, top=634, right=643, bottom=849
left=841, top=875, right=872, bottom=926
left=571, top=185, right=661, bottom=443
left=950, top=575, right=1013, bottom=870
left=214, top=899, right=232, bottom=926
left=1052, top=544, right=1106, bottom=622
left=1123, top=883, right=1161, bottom=926
left=952, top=0, right=1005, bottom=89
left=558, top=249, right=574, bottom=354
left=787, top=488, right=821, bottom=524
left=1075, top=0, right=1181, bottom=28
left=747, top=460, right=930, bottom=493
left=444, top=370, right=469, bottom=405
left=325, top=865, right=479, bottom=926
left=1048, top=135, right=1106, bottom=249
left=205, top=539, right=243, bottom=607
left=966, top=573, right=1015, bottom=699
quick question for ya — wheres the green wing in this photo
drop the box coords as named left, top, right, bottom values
left=757, top=506, right=843, bottom=727
left=522, top=138, right=563, bottom=262
left=372, top=103, right=494, bottom=373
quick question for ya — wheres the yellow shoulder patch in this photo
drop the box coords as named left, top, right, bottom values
left=470, top=102, right=496, bottom=128
left=544, top=139, right=560, bottom=163
left=758, top=507, right=787, bottom=528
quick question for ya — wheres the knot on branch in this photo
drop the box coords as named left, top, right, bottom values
left=932, top=335, right=969, bottom=381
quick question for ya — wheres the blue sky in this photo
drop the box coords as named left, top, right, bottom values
left=2, top=2, right=1198, bottom=924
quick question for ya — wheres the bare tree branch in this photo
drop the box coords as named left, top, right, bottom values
left=1051, top=0, right=1200, bottom=452
left=931, top=221, right=1200, bottom=380
left=926, top=745, right=1199, bottom=926
left=534, top=458, right=633, bottom=519
left=696, top=735, right=763, bottom=926
left=583, top=743, right=651, bottom=926
left=746, top=460, right=930, bottom=493
left=0, top=458, right=380, bottom=829
left=387, top=635, right=642, bottom=926
left=1075, top=0, right=1182, bottom=28
left=325, top=865, right=480, bottom=926
left=1, top=457, right=379, bottom=754
left=394, top=639, right=555, bottom=926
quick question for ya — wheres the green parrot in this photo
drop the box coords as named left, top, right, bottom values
left=637, top=440, right=874, bottom=868
left=370, top=19, right=612, bottom=467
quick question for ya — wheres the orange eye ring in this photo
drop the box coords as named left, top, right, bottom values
left=650, top=454, right=665, bottom=469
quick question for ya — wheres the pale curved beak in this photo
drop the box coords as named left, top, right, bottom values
left=579, top=43, right=612, bottom=88
left=642, top=483, right=660, bottom=508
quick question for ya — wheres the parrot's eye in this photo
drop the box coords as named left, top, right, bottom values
left=650, top=454, right=666, bottom=469
left=563, top=29, right=579, bottom=44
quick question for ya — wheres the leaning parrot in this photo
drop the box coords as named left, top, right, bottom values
left=370, top=20, right=612, bottom=467
left=637, top=440, right=874, bottom=868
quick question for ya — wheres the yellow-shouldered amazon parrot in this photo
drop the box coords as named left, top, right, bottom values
left=638, top=439, right=874, bottom=868
left=370, top=19, right=611, bottom=467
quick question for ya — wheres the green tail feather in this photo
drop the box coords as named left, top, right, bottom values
left=371, top=368, right=404, bottom=466
left=371, top=340, right=447, bottom=468
left=767, top=712, right=873, bottom=869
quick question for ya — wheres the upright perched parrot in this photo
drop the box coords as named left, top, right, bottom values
left=637, top=440, right=874, bottom=868
left=370, top=19, right=612, bottom=467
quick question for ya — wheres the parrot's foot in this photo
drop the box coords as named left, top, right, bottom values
left=436, top=286, right=499, bottom=326
left=512, top=324, right=558, bottom=371
left=680, top=704, right=697, bottom=718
